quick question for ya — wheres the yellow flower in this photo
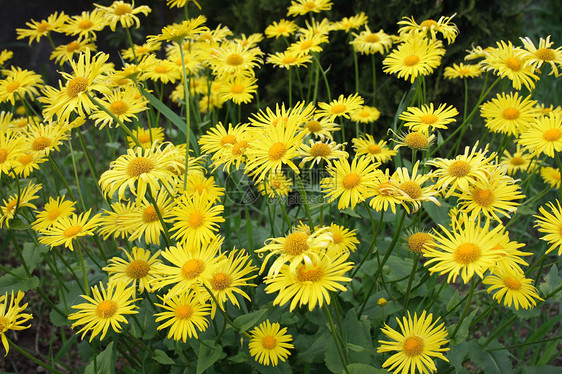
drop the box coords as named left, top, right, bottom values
left=68, top=282, right=139, bottom=342
left=267, top=50, right=312, bottom=69
left=333, top=12, right=368, bottom=32
left=480, top=91, right=538, bottom=137
left=50, top=39, right=98, bottom=66
left=0, top=291, right=32, bottom=356
left=104, top=247, right=162, bottom=293
left=140, top=56, right=181, bottom=84
left=97, top=201, right=136, bottom=240
left=0, top=183, right=42, bottom=229
left=520, top=35, right=562, bottom=77
left=208, top=42, right=263, bottom=79
left=94, top=1, right=151, bottom=31
left=257, top=171, right=293, bottom=198
left=350, top=26, right=393, bottom=55
left=398, top=14, right=459, bottom=44
left=540, top=166, right=561, bottom=188
left=316, top=93, right=364, bottom=121
left=500, top=146, right=535, bottom=175
left=350, top=105, right=381, bottom=123
left=535, top=200, right=562, bottom=255
left=0, top=50, right=13, bottom=66
left=327, top=223, right=359, bottom=253
left=122, top=41, right=161, bottom=62
left=483, top=267, right=543, bottom=310
left=403, top=230, right=434, bottom=254
left=0, top=67, right=44, bottom=105
left=32, top=195, right=76, bottom=232
left=148, top=16, right=208, bottom=44
left=444, top=62, right=482, bottom=79
left=298, top=139, right=348, bottom=167
left=265, top=19, right=298, bottom=39
left=287, top=30, right=329, bottom=56
left=38, top=210, right=103, bottom=252
left=154, top=291, right=211, bottom=342
left=0, top=131, right=25, bottom=176
left=394, top=161, right=440, bottom=213
left=90, top=86, right=148, bottom=129
left=377, top=311, right=449, bottom=374
left=368, top=169, right=404, bottom=214
left=127, top=126, right=165, bottom=149
left=518, top=113, right=562, bottom=158
left=300, top=117, right=340, bottom=140
left=16, top=11, right=69, bottom=44
left=218, top=75, right=258, bottom=104
left=60, top=9, right=107, bottom=41
left=399, top=103, right=459, bottom=134
left=249, top=320, right=294, bottom=366
left=287, top=0, right=333, bottom=17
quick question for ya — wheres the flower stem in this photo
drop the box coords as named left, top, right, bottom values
left=322, top=304, right=350, bottom=374
left=450, top=277, right=477, bottom=340
left=8, top=339, right=64, bottom=374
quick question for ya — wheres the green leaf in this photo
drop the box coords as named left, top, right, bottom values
left=446, top=291, right=461, bottom=312
left=105, top=142, right=122, bottom=149
left=423, top=200, right=451, bottom=226
left=451, top=309, right=478, bottom=344
left=523, top=366, right=562, bottom=374
left=138, top=86, right=199, bottom=156
left=196, top=341, right=225, bottom=374
left=84, top=342, right=114, bottom=374
left=0, top=266, right=39, bottom=294
left=22, top=242, right=49, bottom=272
left=298, top=333, right=328, bottom=364
left=7, top=217, right=30, bottom=230
left=325, top=337, right=344, bottom=374
left=539, top=266, right=562, bottom=297
left=232, top=308, right=267, bottom=333
left=536, top=339, right=559, bottom=365
left=341, top=207, right=362, bottom=218
left=50, top=308, right=68, bottom=327
left=343, top=309, right=372, bottom=364
left=345, top=364, right=387, bottom=374
left=467, top=340, right=513, bottom=374
left=448, top=342, right=468, bottom=370
left=153, top=349, right=175, bottom=365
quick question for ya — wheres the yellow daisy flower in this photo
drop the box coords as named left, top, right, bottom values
left=38, top=210, right=103, bottom=252
left=257, top=171, right=293, bottom=198
left=300, top=117, right=339, bottom=140
left=350, top=105, right=381, bottom=123
left=399, top=103, right=459, bottom=133
left=208, top=42, right=263, bottom=79
left=444, top=62, right=482, bottom=79
left=500, top=146, right=535, bottom=175
left=94, top=1, right=151, bottom=31
left=97, top=201, right=135, bottom=240
left=398, top=14, right=459, bottom=44
left=316, top=93, right=364, bottom=121
left=154, top=291, right=211, bottom=342
left=60, top=9, right=107, bottom=41
left=287, top=30, right=329, bottom=56
left=265, top=19, right=297, bottom=39
left=393, top=130, right=435, bottom=151
left=121, top=192, right=174, bottom=245
left=368, top=169, right=404, bottom=214
left=0, top=183, right=42, bottom=229
left=298, top=139, right=348, bottom=167
left=483, top=267, right=543, bottom=310
left=32, top=196, right=76, bottom=232
left=333, top=12, right=368, bottom=32
left=104, top=247, right=162, bottom=293
left=350, top=26, right=393, bottom=55
left=16, top=11, right=68, bottom=44
left=0, top=67, right=44, bottom=105
left=126, top=126, right=165, bottom=150
left=403, top=230, right=434, bottom=254
left=68, top=281, right=139, bottom=342
left=219, top=75, right=258, bottom=104
left=480, top=91, right=538, bottom=137
left=394, top=161, right=440, bottom=213
left=377, top=311, right=449, bottom=374
left=149, top=16, right=208, bottom=44
left=250, top=101, right=315, bottom=129
left=0, top=131, right=25, bottom=176
left=287, top=0, right=333, bottom=17
left=50, top=39, right=98, bottom=66
left=11, top=152, right=46, bottom=179
left=267, top=50, right=312, bottom=69
left=352, top=135, right=396, bottom=163
left=327, top=223, right=359, bottom=253
left=535, top=200, right=562, bottom=255
left=489, top=227, right=531, bottom=272
left=122, top=41, right=161, bottom=62
left=0, top=50, right=13, bottom=66
left=90, top=86, right=148, bottom=129
left=520, top=35, right=562, bottom=77
left=249, top=320, right=293, bottom=366
left=518, top=113, right=562, bottom=158
left=540, top=166, right=561, bottom=189
left=0, top=291, right=32, bottom=356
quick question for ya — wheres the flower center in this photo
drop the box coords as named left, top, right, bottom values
left=403, top=336, right=424, bottom=356
left=5, top=200, right=17, bottom=213
left=0, top=149, right=8, bottom=163
left=535, top=48, right=556, bottom=61
left=262, top=336, right=277, bottom=349
left=277, top=26, right=287, bottom=33
left=306, top=120, right=322, bottom=132
left=310, top=143, right=332, bottom=157
left=404, top=132, right=428, bottom=149
left=18, top=154, right=33, bottom=165
left=66, top=77, right=89, bottom=98
left=142, top=206, right=159, bottom=223
left=368, top=144, right=381, bottom=154
left=342, top=173, right=361, bottom=189
left=232, top=140, right=249, bottom=156
left=66, top=41, right=81, bottom=52
left=181, top=259, right=205, bottom=279
left=296, top=265, right=324, bottom=282
left=268, top=142, right=287, bottom=161
left=47, top=208, right=62, bottom=221
left=420, top=113, right=438, bottom=124
left=330, top=104, right=347, bottom=114
left=114, top=4, right=132, bottom=16
left=471, top=188, right=495, bottom=207
left=332, top=232, right=343, bottom=243
left=6, top=81, right=20, bottom=93
left=126, top=157, right=155, bottom=177
left=453, top=243, right=481, bottom=265
left=300, top=40, right=313, bottom=50
left=0, top=316, right=8, bottom=333
left=138, top=134, right=151, bottom=144
left=509, top=156, right=525, bottom=166
left=403, top=55, right=420, bottom=66
left=126, top=259, right=150, bottom=279
left=304, top=1, right=316, bottom=10
left=220, top=134, right=237, bottom=146
left=365, top=34, right=380, bottom=43
left=543, top=128, right=562, bottom=142
left=503, top=276, right=521, bottom=290
left=210, top=272, right=232, bottom=290
left=188, top=212, right=204, bottom=228
left=448, top=160, right=471, bottom=177
left=458, top=68, right=470, bottom=75
left=96, top=300, right=118, bottom=318
left=378, top=182, right=396, bottom=196
left=154, top=65, right=168, bottom=74
left=226, top=53, right=244, bottom=66
left=37, top=21, right=51, bottom=33
left=505, top=57, right=521, bottom=71
left=63, top=225, right=83, bottom=238
left=78, top=19, right=94, bottom=30
left=31, top=136, right=52, bottom=151
left=283, top=56, right=296, bottom=64
left=400, top=181, right=422, bottom=199
left=228, top=84, right=243, bottom=94
left=407, top=232, right=432, bottom=253
left=174, top=304, right=193, bottom=319
left=109, top=101, right=129, bottom=115
left=502, top=107, right=519, bottom=120
left=420, top=19, right=438, bottom=29
left=284, top=231, right=309, bottom=256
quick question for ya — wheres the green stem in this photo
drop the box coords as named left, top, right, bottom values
left=76, top=242, right=90, bottom=296
left=203, top=285, right=251, bottom=338
left=178, top=40, right=192, bottom=190
left=450, top=277, right=477, bottom=340
left=403, top=253, right=420, bottom=308
left=322, top=305, right=350, bottom=374
left=8, top=339, right=64, bottom=374
left=294, top=173, right=314, bottom=232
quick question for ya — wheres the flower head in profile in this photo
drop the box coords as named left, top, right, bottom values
left=377, top=311, right=449, bottom=374
left=257, top=171, right=293, bottom=198
left=444, top=62, right=482, bottom=79
left=350, top=26, right=393, bottom=55
left=398, top=14, right=459, bottom=44
left=16, top=12, right=68, bottom=44
left=540, top=166, right=561, bottom=189
left=351, top=105, right=381, bottom=123
left=0, top=291, right=33, bottom=356
left=334, top=12, right=368, bottom=33
left=483, top=267, right=543, bottom=310
left=68, top=282, right=139, bottom=342
left=265, top=19, right=297, bottom=39
left=535, top=200, right=562, bottom=255
left=249, top=320, right=293, bottom=366
left=287, top=0, right=332, bottom=17
left=500, top=146, right=535, bottom=176
left=148, top=16, right=208, bottom=44
left=0, top=183, right=42, bottom=229
left=95, top=1, right=151, bottom=31
left=0, top=50, right=13, bottom=66
left=316, top=93, right=364, bottom=121
left=267, top=50, right=312, bottom=70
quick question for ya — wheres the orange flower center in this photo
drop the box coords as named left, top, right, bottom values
left=138, top=134, right=151, bottom=144
left=448, top=160, right=471, bottom=177
left=66, top=77, right=89, bottom=98
left=368, top=144, right=381, bottom=154
left=220, top=134, right=237, bottom=146
left=505, top=57, right=521, bottom=71
left=6, top=81, right=20, bottom=93
left=17, top=153, right=33, bottom=165
left=226, top=53, right=244, bottom=66
left=31, top=136, right=52, bottom=151
left=268, top=142, right=287, bottom=161
left=420, top=113, right=438, bottom=124
left=300, top=40, right=313, bottom=50
left=296, top=265, right=323, bottom=282
left=283, top=56, right=296, bottom=64
left=109, top=100, right=129, bottom=115
left=66, top=41, right=81, bottom=52
left=543, top=128, right=562, bottom=142
left=37, top=22, right=51, bottom=33
left=420, top=19, right=438, bottom=29
left=154, top=65, right=168, bottom=74
left=96, top=300, right=118, bottom=318
left=174, top=304, right=193, bottom=319
left=310, top=143, right=332, bottom=157
left=400, top=181, right=422, bottom=199
left=304, top=1, right=316, bottom=10
left=46, top=208, right=62, bottom=221
left=126, top=157, right=155, bottom=177
left=330, top=104, right=347, bottom=114
left=283, top=231, right=309, bottom=256
left=365, top=34, right=380, bottom=43
left=306, top=120, right=322, bottom=132
left=403, top=55, right=420, bottom=66
left=509, top=156, right=525, bottom=166
left=0, top=316, right=8, bottom=333
left=78, top=19, right=94, bottom=30
left=230, top=84, right=245, bottom=94
left=142, top=206, right=159, bottom=223
left=535, top=48, right=556, bottom=61
left=471, top=188, right=495, bottom=207
left=232, top=140, right=249, bottom=156
left=114, top=4, right=132, bottom=16
left=262, top=335, right=277, bottom=349
left=404, top=132, right=428, bottom=149
left=458, top=68, right=470, bottom=75
left=0, top=149, right=8, bottom=163
left=210, top=272, right=232, bottom=291
left=332, top=231, right=343, bottom=243
left=181, top=259, right=205, bottom=279
left=402, top=336, right=424, bottom=356
left=407, top=232, right=432, bottom=253
left=63, top=225, right=83, bottom=238
left=453, top=243, right=481, bottom=265
left=503, top=276, right=521, bottom=290
left=188, top=211, right=204, bottom=228
left=342, top=173, right=361, bottom=189
left=126, top=259, right=150, bottom=279
left=502, top=107, right=519, bottom=120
